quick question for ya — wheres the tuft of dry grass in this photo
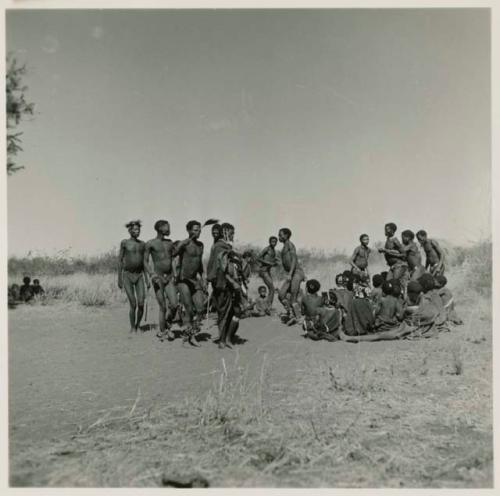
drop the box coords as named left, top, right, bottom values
left=10, top=343, right=493, bottom=488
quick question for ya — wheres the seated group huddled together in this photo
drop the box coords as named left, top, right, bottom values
left=118, top=219, right=463, bottom=348
left=8, top=276, right=45, bottom=308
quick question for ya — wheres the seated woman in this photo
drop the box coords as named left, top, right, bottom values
left=342, top=273, right=375, bottom=337
left=373, top=281, right=404, bottom=332
left=302, top=279, right=341, bottom=341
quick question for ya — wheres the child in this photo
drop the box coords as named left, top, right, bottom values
left=118, top=220, right=148, bottom=334
left=370, top=274, right=384, bottom=306
left=32, top=279, right=45, bottom=296
left=373, top=281, right=404, bottom=330
left=416, top=230, right=445, bottom=276
left=335, top=273, right=344, bottom=289
left=350, top=234, right=371, bottom=280
left=434, top=275, right=463, bottom=325
left=251, top=286, right=272, bottom=317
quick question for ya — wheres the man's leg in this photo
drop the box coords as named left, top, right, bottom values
left=289, top=270, right=305, bottom=321
left=278, top=279, right=292, bottom=316
left=134, top=276, right=146, bottom=330
left=192, top=282, right=206, bottom=327
left=215, top=288, right=232, bottom=348
left=260, top=270, right=275, bottom=306
left=122, top=273, right=137, bottom=333
left=178, top=281, right=195, bottom=331
left=163, top=279, right=178, bottom=339
left=153, top=280, right=167, bottom=336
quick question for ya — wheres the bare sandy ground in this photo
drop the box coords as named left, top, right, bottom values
left=8, top=299, right=493, bottom=487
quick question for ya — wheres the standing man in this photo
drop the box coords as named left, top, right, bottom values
left=144, top=220, right=179, bottom=341
left=277, top=227, right=306, bottom=326
left=257, top=236, right=279, bottom=307
left=401, top=229, right=426, bottom=281
left=213, top=222, right=244, bottom=349
left=378, top=222, right=408, bottom=285
left=174, top=220, right=206, bottom=337
left=118, top=220, right=149, bottom=334
left=350, top=234, right=371, bottom=281
left=416, top=230, right=446, bottom=276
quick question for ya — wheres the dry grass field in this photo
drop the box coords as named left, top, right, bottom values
left=8, top=242, right=492, bottom=487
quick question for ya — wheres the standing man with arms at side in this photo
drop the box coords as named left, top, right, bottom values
left=174, top=220, right=206, bottom=338
left=118, top=220, right=149, bottom=334
left=144, top=220, right=178, bottom=341
left=277, top=227, right=306, bottom=326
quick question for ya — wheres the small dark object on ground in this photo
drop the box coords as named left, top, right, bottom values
left=161, top=475, right=210, bottom=488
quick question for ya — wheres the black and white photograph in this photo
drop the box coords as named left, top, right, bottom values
left=3, top=2, right=495, bottom=489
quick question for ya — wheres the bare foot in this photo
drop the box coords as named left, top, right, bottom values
left=218, top=341, right=226, bottom=349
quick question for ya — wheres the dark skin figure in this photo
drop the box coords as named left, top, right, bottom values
left=144, top=222, right=178, bottom=340
left=118, top=224, right=149, bottom=333
left=417, top=233, right=445, bottom=275
left=257, top=237, right=278, bottom=306
left=278, top=230, right=304, bottom=322
left=174, top=223, right=206, bottom=330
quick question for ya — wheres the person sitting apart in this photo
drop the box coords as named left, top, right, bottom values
left=434, top=275, right=463, bottom=325
left=370, top=274, right=384, bottom=307
left=401, top=230, right=426, bottom=282
left=8, top=284, right=20, bottom=309
left=350, top=234, right=371, bottom=282
left=20, top=276, right=34, bottom=303
left=373, top=280, right=404, bottom=331
left=416, top=230, right=446, bottom=276
left=251, top=286, right=272, bottom=317
left=32, top=279, right=45, bottom=297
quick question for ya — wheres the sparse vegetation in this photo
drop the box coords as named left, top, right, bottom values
left=8, top=240, right=492, bottom=487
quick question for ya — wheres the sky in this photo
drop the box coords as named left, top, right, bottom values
left=6, top=9, right=491, bottom=256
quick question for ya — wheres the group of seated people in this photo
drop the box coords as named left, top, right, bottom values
left=295, top=269, right=462, bottom=342
left=8, top=276, right=45, bottom=308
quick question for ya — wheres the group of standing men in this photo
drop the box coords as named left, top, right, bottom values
left=118, top=219, right=305, bottom=348
left=118, top=218, right=445, bottom=348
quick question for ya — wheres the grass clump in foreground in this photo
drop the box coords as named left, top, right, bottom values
left=10, top=349, right=492, bottom=488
